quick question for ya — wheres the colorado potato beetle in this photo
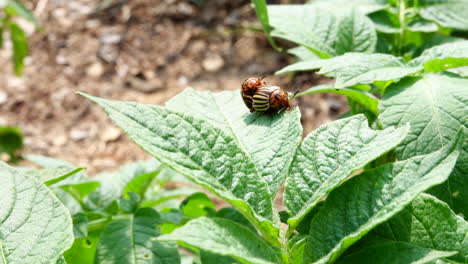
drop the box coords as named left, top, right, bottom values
left=241, top=76, right=267, bottom=112
left=252, top=85, right=295, bottom=113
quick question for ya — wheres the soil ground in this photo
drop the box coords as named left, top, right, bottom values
left=0, top=0, right=347, bottom=174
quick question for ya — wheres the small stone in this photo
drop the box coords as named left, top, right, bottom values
left=202, top=55, right=224, bottom=72
left=101, top=127, right=121, bottom=142
left=0, top=91, right=7, bottom=105
left=99, top=32, right=122, bottom=45
left=52, top=135, right=67, bottom=147
left=69, top=129, right=88, bottom=142
left=86, top=62, right=104, bottom=77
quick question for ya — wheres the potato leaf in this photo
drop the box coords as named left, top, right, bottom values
left=303, top=130, right=463, bottom=263
left=166, top=89, right=302, bottom=195
left=79, top=93, right=280, bottom=243
left=379, top=74, right=468, bottom=217
left=284, top=114, right=409, bottom=228
left=277, top=53, right=422, bottom=88
left=0, top=162, right=74, bottom=263
left=95, top=208, right=179, bottom=264
left=336, top=242, right=456, bottom=264
left=159, top=217, right=281, bottom=264
left=370, top=193, right=468, bottom=263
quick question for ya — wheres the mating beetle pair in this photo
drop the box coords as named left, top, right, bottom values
left=241, top=77, right=296, bottom=113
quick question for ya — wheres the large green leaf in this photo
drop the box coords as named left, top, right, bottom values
left=370, top=194, right=468, bottom=263
left=0, top=162, right=74, bottom=263
left=166, top=89, right=302, bottom=195
left=79, top=93, right=279, bottom=243
left=409, top=41, right=468, bottom=72
left=298, top=84, right=379, bottom=115
left=277, top=53, right=421, bottom=88
left=95, top=208, right=179, bottom=264
left=268, top=5, right=338, bottom=57
left=379, top=74, right=468, bottom=217
left=418, top=0, right=468, bottom=30
left=267, top=5, right=377, bottom=57
left=335, top=9, right=377, bottom=55
left=303, top=130, right=463, bottom=264
left=159, top=217, right=281, bottom=264
left=336, top=242, right=456, bottom=264
left=284, top=115, right=409, bottom=229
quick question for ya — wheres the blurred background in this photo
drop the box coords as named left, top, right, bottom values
left=0, top=0, right=347, bottom=173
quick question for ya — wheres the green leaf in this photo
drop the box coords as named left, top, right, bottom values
left=427, top=154, right=468, bottom=219
left=5, top=0, right=37, bottom=24
left=418, top=0, right=468, bottom=30
left=409, top=41, right=468, bottom=73
left=277, top=53, right=421, bottom=88
left=166, top=88, right=302, bottom=195
left=119, top=192, right=140, bottom=213
left=367, top=10, right=401, bottom=34
left=200, top=251, right=237, bottom=264
left=407, top=17, right=439, bottom=33
left=180, top=192, right=216, bottom=218
left=252, top=0, right=277, bottom=49
left=268, top=5, right=378, bottom=57
left=85, top=159, right=160, bottom=210
left=95, top=208, right=179, bottom=264
left=8, top=23, right=28, bottom=76
left=141, top=187, right=199, bottom=208
left=336, top=242, right=456, bottom=264
left=298, top=84, right=379, bottom=115
left=288, top=46, right=320, bottom=61
left=122, top=169, right=160, bottom=199
left=216, top=207, right=256, bottom=233
left=73, top=213, right=89, bottom=238
left=308, top=0, right=388, bottom=16
left=284, top=114, right=409, bottom=228
left=379, top=74, right=468, bottom=217
left=370, top=193, right=468, bottom=263
left=64, top=232, right=100, bottom=264
left=335, top=9, right=377, bottom=54
left=303, top=130, right=463, bottom=263
left=159, top=217, right=281, bottom=264
left=0, top=126, right=23, bottom=161
left=60, top=181, right=101, bottom=201
left=44, top=167, right=84, bottom=186
left=0, top=162, right=74, bottom=263
left=267, top=5, right=338, bottom=57
left=79, top=92, right=280, bottom=244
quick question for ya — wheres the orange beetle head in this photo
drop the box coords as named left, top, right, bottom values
left=270, top=89, right=291, bottom=111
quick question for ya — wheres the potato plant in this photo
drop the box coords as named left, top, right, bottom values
left=1, top=0, right=468, bottom=263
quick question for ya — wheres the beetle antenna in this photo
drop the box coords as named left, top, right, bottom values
left=290, top=90, right=300, bottom=100
left=260, top=75, right=266, bottom=80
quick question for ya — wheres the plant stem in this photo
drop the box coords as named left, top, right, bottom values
left=279, top=227, right=292, bottom=264
left=398, top=0, right=406, bottom=55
